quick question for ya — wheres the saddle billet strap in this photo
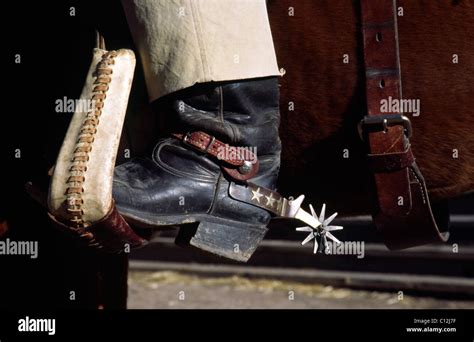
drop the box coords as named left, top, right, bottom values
left=360, top=0, right=449, bottom=249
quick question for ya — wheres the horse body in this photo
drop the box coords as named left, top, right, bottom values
left=268, top=0, right=474, bottom=213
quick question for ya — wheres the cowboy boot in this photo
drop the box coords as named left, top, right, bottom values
left=113, top=76, right=281, bottom=261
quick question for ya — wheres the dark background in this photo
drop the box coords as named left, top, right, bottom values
left=2, top=1, right=143, bottom=309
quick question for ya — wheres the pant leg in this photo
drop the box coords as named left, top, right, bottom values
left=122, top=0, right=280, bottom=102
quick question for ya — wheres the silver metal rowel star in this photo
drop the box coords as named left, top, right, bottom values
left=296, top=203, right=344, bottom=254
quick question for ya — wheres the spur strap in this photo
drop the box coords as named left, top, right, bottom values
left=359, top=0, right=449, bottom=248
left=173, top=131, right=259, bottom=182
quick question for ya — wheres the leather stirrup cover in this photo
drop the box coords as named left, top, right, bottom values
left=47, top=38, right=146, bottom=252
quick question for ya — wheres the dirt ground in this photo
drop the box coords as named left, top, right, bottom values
left=128, top=271, right=474, bottom=309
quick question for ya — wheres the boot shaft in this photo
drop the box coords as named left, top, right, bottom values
left=155, top=77, right=281, bottom=158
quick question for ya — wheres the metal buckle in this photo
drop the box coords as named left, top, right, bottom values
left=182, top=132, right=192, bottom=144
left=204, top=136, right=216, bottom=153
left=358, top=114, right=412, bottom=140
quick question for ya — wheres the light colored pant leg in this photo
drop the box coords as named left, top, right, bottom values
left=122, top=0, right=280, bottom=102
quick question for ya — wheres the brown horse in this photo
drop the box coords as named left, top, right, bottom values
left=268, top=0, right=474, bottom=214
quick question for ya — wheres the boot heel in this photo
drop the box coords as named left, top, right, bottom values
left=179, top=217, right=268, bottom=262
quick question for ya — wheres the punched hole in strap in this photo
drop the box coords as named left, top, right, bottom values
left=376, top=32, right=382, bottom=42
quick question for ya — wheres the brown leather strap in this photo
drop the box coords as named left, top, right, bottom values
left=367, top=145, right=415, bottom=172
left=360, top=0, right=449, bottom=249
left=173, top=131, right=259, bottom=182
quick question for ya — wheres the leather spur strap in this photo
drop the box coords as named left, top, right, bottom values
left=173, top=131, right=259, bottom=182
left=359, top=0, right=449, bottom=248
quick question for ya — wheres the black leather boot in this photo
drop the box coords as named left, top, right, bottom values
left=113, top=76, right=281, bottom=261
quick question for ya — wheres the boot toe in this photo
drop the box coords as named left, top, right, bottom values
left=112, top=179, right=135, bottom=211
